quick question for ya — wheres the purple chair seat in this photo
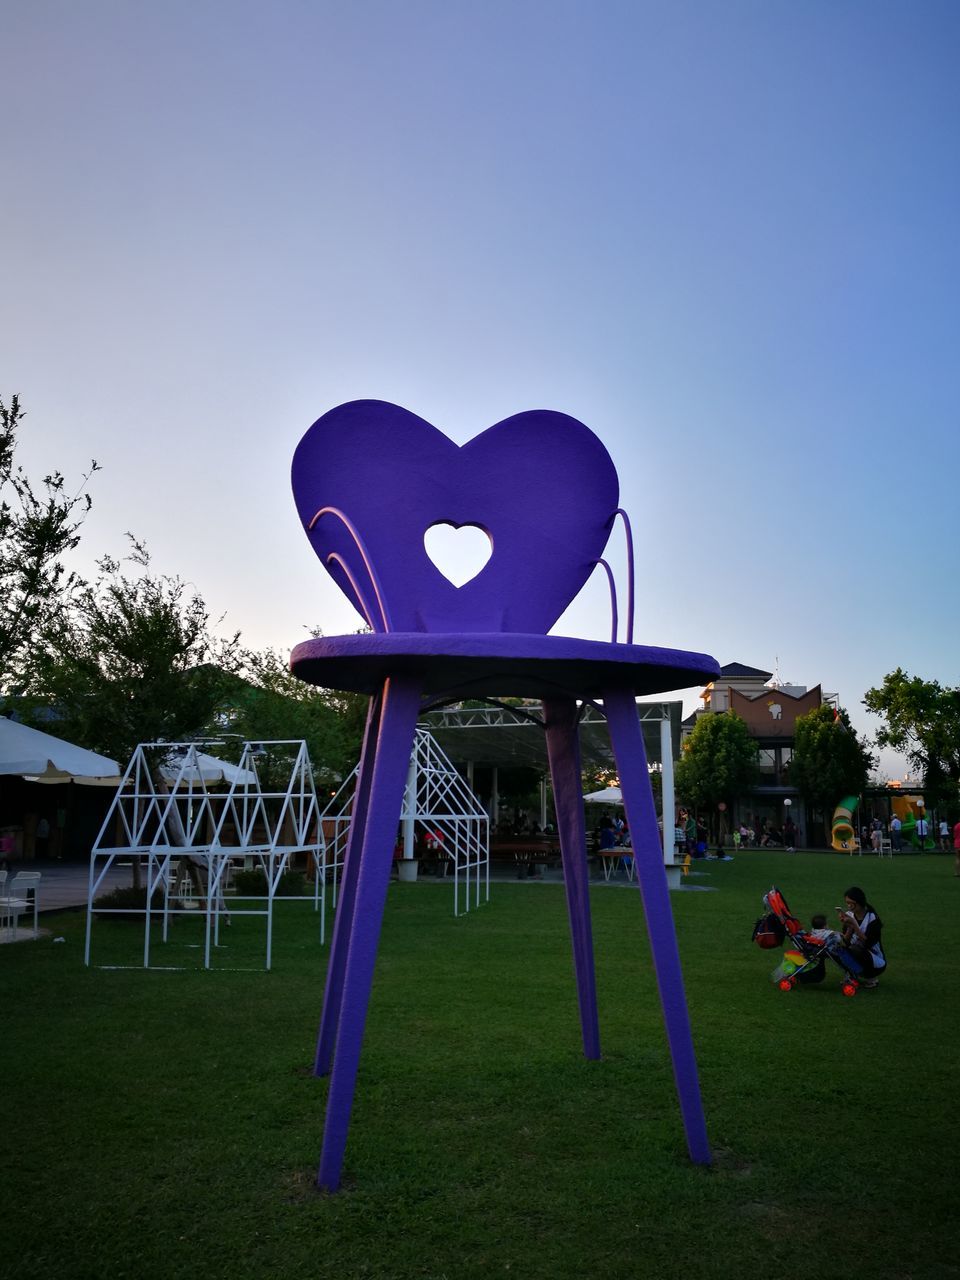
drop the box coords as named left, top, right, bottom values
left=291, top=632, right=718, bottom=700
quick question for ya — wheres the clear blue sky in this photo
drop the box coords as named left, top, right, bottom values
left=2, top=1, right=958, bottom=777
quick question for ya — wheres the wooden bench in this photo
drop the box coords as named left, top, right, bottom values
left=491, top=838, right=560, bottom=878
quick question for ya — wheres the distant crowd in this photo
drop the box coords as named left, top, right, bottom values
left=858, top=813, right=958, bottom=855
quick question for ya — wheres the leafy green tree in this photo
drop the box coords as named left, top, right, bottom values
left=30, top=538, right=245, bottom=885
left=221, top=647, right=367, bottom=791
left=31, top=538, right=242, bottom=768
left=863, top=669, right=960, bottom=811
left=0, top=394, right=98, bottom=692
left=790, top=704, right=873, bottom=844
left=674, top=712, right=759, bottom=830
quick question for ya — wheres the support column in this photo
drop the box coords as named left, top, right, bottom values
left=402, top=741, right=417, bottom=860
left=660, top=707, right=676, bottom=864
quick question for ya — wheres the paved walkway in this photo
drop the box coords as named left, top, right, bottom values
left=0, top=861, right=134, bottom=945
left=3, top=860, right=132, bottom=913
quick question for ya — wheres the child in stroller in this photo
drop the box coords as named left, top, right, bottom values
left=752, top=886, right=866, bottom=997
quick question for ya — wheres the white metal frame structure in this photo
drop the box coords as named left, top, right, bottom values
left=322, top=727, right=489, bottom=917
left=85, top=740, right=325, bottom=970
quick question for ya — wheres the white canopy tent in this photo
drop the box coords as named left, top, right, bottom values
left=582, top=786, right=623, bottom=805
left=0, top=718, right=120, bottom=783
left=158, top=750, right=256, bottom=786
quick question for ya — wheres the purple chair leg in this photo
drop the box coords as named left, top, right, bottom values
left=314, top=692, right=383, bottom=1077
left=317, top=674, right=422, bottom=1192
left=603, top=687, right=711, bottom=1166
left=542, top=697, right=601, bottom=1060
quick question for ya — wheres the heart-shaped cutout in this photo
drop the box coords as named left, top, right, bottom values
left=424, top=522, right=493, bottom=588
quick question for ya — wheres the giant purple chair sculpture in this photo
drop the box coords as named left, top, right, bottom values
left=290, top=400, right=720, bottom=1191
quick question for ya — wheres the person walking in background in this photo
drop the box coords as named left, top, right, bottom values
left=0, top=830, right=14, bottom=878
left=890, top=813, right=902, bottom=852
left=695, top=817, right=708, bottom=858
left=953, top=818, right=960, bottom=877
left=939, top=818, right=950, bottom=851
left=870, top=816, right=883, bottom=854
left=684, top=811, right=696, bottom=857
left=916, top=813, right=929, bottom=850
left=35, top=815, right=50, bottom=858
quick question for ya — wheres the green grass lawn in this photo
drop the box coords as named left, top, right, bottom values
left=5, top=852, right=958, bottom=1280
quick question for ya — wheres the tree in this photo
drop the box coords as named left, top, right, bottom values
left=0, top=394, right=98, bottom=692
left=863, top=669, right=960, bottom=811
left=674, top=712, right=759, bottom=829
left=221, top=647, right=368, bottom=791
left=790, top=704, right=873, bottom=844
left=30, top=539, right=245, bottom=887
left=31, top=538, right=243, bottom=768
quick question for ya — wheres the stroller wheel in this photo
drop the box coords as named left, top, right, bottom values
left=841, top=981, right=857, bottom=998
left=777, top=978, right=794, bottom=992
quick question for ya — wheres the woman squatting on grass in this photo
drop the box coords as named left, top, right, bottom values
left=836, top=886, right=886, bottom=989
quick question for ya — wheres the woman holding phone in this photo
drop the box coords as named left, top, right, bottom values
left=836, top=886, right=886, bottom=989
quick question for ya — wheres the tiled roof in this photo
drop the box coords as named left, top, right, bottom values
left=719, top=662, right=773, bottom=680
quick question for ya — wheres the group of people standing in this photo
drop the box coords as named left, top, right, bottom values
left=862, top=813, right=960, bottom=862
left=678, top=811, right=708, bottom=857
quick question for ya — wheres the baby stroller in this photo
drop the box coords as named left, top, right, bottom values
left=752, top=885, right=864, bottom=997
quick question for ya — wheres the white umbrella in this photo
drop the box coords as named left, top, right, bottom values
left=582, top=786, right=623, bottom=805
left=0, top=718, right=121, bottom=783
left=160, top=750, right=257, bottom=786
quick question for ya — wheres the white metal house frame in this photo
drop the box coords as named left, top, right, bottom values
left=84, top=739, right=324, bottom=970
left=322, top=727, right=489, bottom=917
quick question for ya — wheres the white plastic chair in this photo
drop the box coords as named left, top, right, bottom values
left=7, top=871, right=41, bottom=938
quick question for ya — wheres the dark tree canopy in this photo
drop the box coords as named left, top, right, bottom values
left=221, top=646, right=368, bottom=791
left=864, top=668, right=960, bottom=809
left=674, top=712, right=759, bottom=814
left=790, top=704, right=873, bottom=842
left=30, top=538, right=243, bottom=768
left=0, top=394, right=98, bottom=693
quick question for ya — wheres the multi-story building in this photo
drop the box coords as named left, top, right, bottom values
left=682, top=661, right=826, bottom=845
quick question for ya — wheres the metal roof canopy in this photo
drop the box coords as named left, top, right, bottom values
left=419, top=700, right=683, bottom=773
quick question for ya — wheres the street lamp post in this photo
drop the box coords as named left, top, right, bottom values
left=783, top=797, right=793, bottom=851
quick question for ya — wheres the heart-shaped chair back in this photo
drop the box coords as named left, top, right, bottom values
left=292, top=401, right=620, bottom=635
